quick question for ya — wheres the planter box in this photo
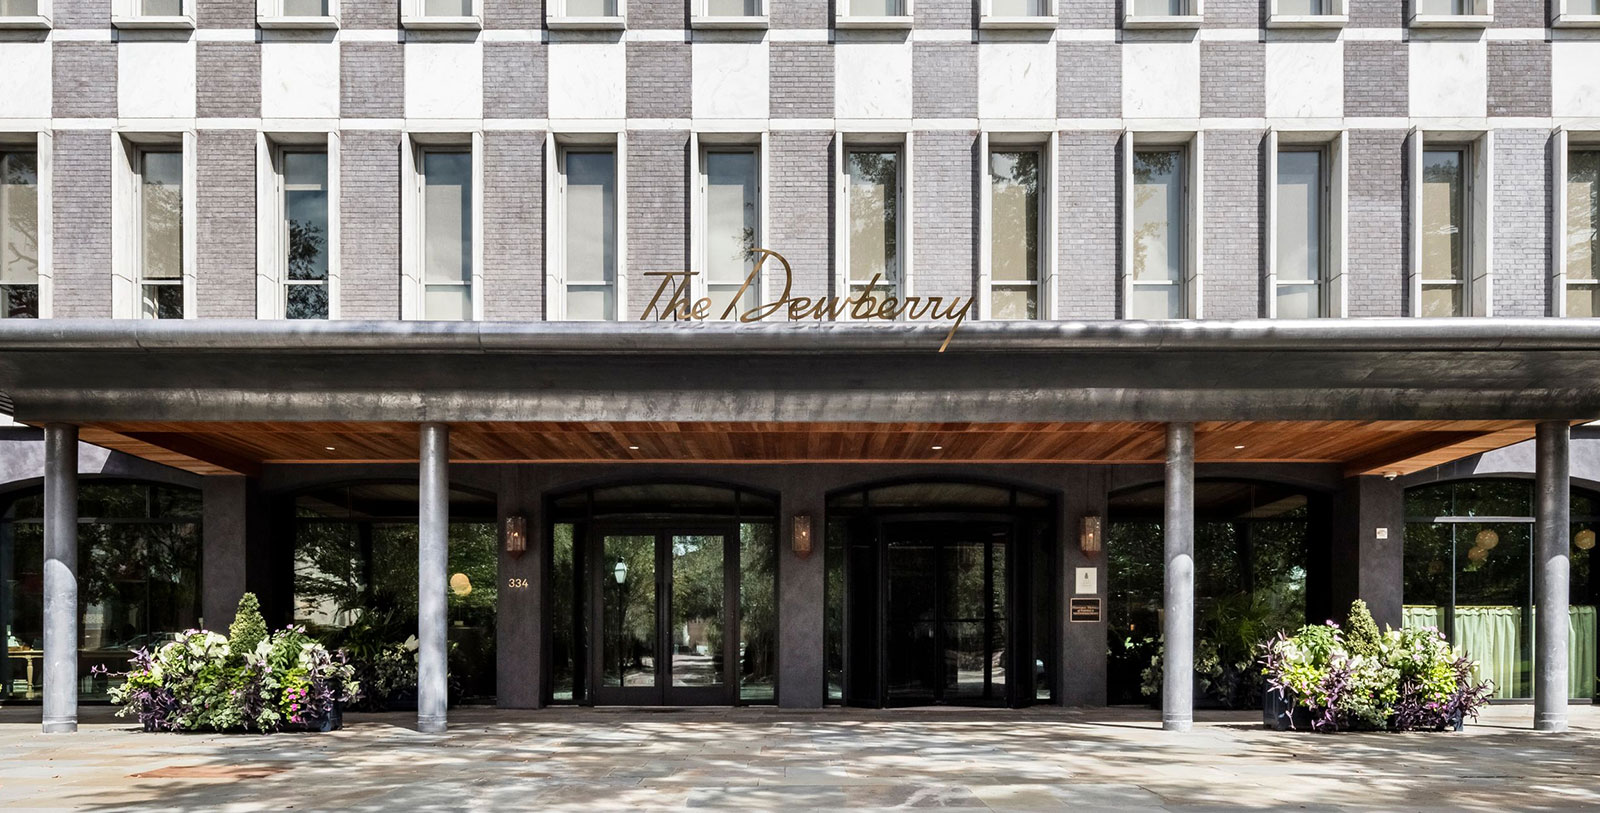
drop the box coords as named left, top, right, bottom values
left=301, top=703, right=344, bottom=732
left=1262, top=689, right=1312, bottom=731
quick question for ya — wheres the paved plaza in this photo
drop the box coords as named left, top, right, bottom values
left=1, top=704, right=1597, bottom=811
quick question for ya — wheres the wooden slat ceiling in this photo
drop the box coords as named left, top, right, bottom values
left=68, top=419, right=1544, bottom=479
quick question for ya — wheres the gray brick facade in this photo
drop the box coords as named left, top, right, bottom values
left=1200, top=42, right=1265, bottom=120
left=1488, top=42, right=1552, bottom=119
left=916, top=0, right=973, bottom=29
left=197, top=43, right=262, bottom=119
left=1202, top=130, right=1264, bottom=319
left=1345, top=130, right=1409, bottom=318
left=912, top=131, right=978, bottom=303
left=769, top=43, right=833, bottom=119
left=341, top=0, right=399, bottom=29
left=197, top=0, right=255, bottom=29
left=195, top=130, right=257, bottom=319
left=50, top=130, right=114, bottom=319
left=1057, top=131, right=1120, bottom=320
left=627, top=42, right=692, bottom=120
left=912, top=43, right=977, bottom=120
left=770, top=0, right=828, bottom=28
left=631, top=0, right=686, bottom=29
left=52, top=42, right=117, bottom=120
left=339, top=130, right=403, bottom=319
left=341, top=43, right=405, bottom=119
left=485, top=0, right=543, bottom=29
left=1060, top=0, right=1117, bottom=28
left=483, top=131, right=546, bottom=321
left=1493, top=129, right=1552, bottom=318
left=767, top=131, right=833, bottom=298
left=484, top=42, right=547, bottom=119
left=1058, top=42, right=1120, bottom=119
left=1344, top=42, right=1409, bottom=119
left=625, top=130, right=689, bottom=320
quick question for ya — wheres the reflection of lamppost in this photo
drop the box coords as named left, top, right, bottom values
left=613, top=559, right=628, bottom=680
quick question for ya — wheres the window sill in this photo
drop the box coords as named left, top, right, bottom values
left=545, top=15, right=626, bottom=29
left=258, top=14, right=340, bottom=29
left=1553, top=13, right=1600, bottom=26
left=400, top=14, right=481, bottom=29
left=111, top=14, right=195, bottom=29
left=1407, top=13, right=1492, bottom=27
left=690, top=14, right=767, bottom=29
left=0, top=14, right=51, bottom=28
left=1265, top=13, right=1348, bottom=27
left=834, top=14, right=913, bottom=29
left=1121, top=14, right=1203, bottom=29
left=978, top=14, right=1058, bottom=29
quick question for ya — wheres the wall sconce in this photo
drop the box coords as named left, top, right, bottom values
left=1576, top=529, right=1595, bottom=552
left=792, top=513, right=814, bottom=559
left=1080, top=515, right=1103, bottom=555
left=504, top=514, right=527, bottom=558
left=614, top=560, right=629, bottom=584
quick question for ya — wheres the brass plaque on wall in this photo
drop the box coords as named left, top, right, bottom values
left=1069, top=598, right=1102, bottom=623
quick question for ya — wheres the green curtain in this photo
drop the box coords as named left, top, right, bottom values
left=1403, top=605, right=1598, bottom=700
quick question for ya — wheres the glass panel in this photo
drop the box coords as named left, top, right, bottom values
left=704, top=150, right=759, bottom=319
left=740, top=523, right=777, bottom=701
left=1568, top=151, right=1600, bottom=286
left=670, top=535, right=724, bottom=687
left=1276, top=283, right=1320, bottom=319
left=422, top=150, right=471, bottom=290
left=824, top=518, right=846, bottom=702
left=552, top=523, right=577, bottom=701
left=140, top=151, right=184, bottom=291
left=942, top=543, right=986, bottom=701
left=991, top=0, right=1047, bottom=14
left=284, top=151, right=329, bottom=283
left=706, top=0, right=759, bottom=14
left=423, top=0, right=473, bottom=15
left=142, top=0, right=184, bottom=14
left=565, top=151, right=616, bottom=320
left=1132, top=0, right=1184, bottom=14
left=1276, top=150, right=1323, bottom=290
left=0, top=152, right=39, bottom=293
left=0, top=0, right=41, bottom=15
left=1421, top=149, right=1466, bottom=284
left=1418, top=0, right=1465, bottom=13
left=885, top=542, right=937, bottom=702
left=847, top=150, right=899, bottom=292
left=992, top=285, right=1037, bottom=320
left=424, top=285, right=471, bottom=321
left=1570, top=0, right=1600, bottom=13
left=848, top=0, right=904, bottom=14
left=1132, top=149, right=1184, bottom=318
left=1276, top=0, right=1324, bottom=12
left=286, top=283, right=328, bottom=321
left=990, top=150, right=1041, bottom=310
left=1, top=284, right=38, bottom=319
left=282, top=0, right=328, bottom=14
left=1568, top=285, right=1600, bottom=318
left=1421, top=284, right=1462, bottom=318
left=142, top=283, right=184, bottom=319
left=566, top=0, right=617, bottom=15
left=603, top=535, right=656, bottom=688
left=448, top=523, right=498, bottom=703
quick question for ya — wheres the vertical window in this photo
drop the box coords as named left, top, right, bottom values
left=701, top=148, right=760, bottom=319
left=282, top=150, right=330, bottom=320
left=423, top=0, right=471, bottom=14
left=0, top=0, right=42, bottom=16
left=1416, top=0, right=1465, bottom=13
left=280, top=0, right=329, bottom=14
left=1572, top=0, right=1600, bottom=13
left=845, top=0, right=905, bottom=15
left=1130, top=148, right=1185, bottom=319
left=846, top=148, right=901, bottom=304
left=139, top=150, right=183, bottom=320
left=562, top=149, right=618, bottom=321
left=1275, top=149, right=1326, bottom=318
left=0, top=149, right=39, bottom=319
left=991, top=0, right=1048, bottom=13
left=1568, top=149, right=1600, bottom=317
left=1277, top=0, right=1326, bottom=12
left=1421, top=148, right=1467, bottom=317
left=140, top=0, right=182, bottom=13
left=1131, top=0, right=1186, bottom=13
left=705, top=0, right=758, bottom=13
left=420, top=150, right=472, bottom=321
left=989, top=149, right=1042, bottom=320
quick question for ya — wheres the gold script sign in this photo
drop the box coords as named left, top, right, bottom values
left=641, top=249, right=973, bottom=352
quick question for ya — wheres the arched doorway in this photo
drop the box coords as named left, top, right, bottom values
left=824, top=480, right=1056, bottom=708
left=547, top=482, right=779, bottom=706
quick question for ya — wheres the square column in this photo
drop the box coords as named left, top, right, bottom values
left=1163, top=423, right=1195, bottom=732
left=42, top=424, right=78, bottom=734
left=417, top=423, right=450, bottom=734
left=1534, top=421, right=1570, bottom=733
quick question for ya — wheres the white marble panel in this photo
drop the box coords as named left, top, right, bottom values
left=835, top=40, right=913, bottom=120
left=118, top=40, right=197, bottom=120
left=1265, top=40, right=1342, bottom=120
left=1553, top=41, right=1600, bottom=118
left=978, top=41, right=1056, bottom=120
left=1408, top=40, right=1486, bottom=119
left=0, top=41, right=50, bottom=120
left=261, top=41, right=339, bottom=120
left=406, top=41, right=484, bottom=120
left=1122, top=41, right=1200, bottom=121
left=693, top=41, right=769, bottom=121
left=548, top=41, right=627, bottom=121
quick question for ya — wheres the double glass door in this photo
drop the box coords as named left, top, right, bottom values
left=592, top=526, right=735, bottom=705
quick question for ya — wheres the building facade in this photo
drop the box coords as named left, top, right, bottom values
left=2, top=0, right=1600, bottom=735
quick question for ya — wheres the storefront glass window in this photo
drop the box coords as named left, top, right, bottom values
left=1, top=481, right=202, bottom=702
left=1403, top=479, right=1598, bottom=700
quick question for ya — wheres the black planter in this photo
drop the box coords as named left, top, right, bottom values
left=302, top=702, right=344, bottom=732
left=1263, top=689, right=1313, bottom=731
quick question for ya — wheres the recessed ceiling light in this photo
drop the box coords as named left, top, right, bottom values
left=931, top=445, right=944, bottom=451
left=325, top=446, right=336, bottom=451
left=628, top=445, right=640, bottom=451
left=1234, top=445, right=1245, bottom=450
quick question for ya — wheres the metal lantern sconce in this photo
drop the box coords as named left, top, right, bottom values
left=792, top=513, right=814, bottom=559
left=504, top=514, right=527, bottom=558
left=613, top=560, right=629, bottom=584
left=1080, top=515, right=1103, bottom=555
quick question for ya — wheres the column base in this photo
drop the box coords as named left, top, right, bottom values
left=1534, top=715, right=1569, bottom=733
left=1161, top=717, right=1192, bottom=732
left=417, top=715, right=448, bottom=734
left=42, top=719, right=78, bottom=734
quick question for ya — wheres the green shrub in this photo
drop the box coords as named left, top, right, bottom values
left=228, top=593, right=269, bottom=657
left=1344, top=599, right=1383, bottom=661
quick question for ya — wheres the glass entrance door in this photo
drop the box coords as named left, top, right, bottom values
left=593, top=527, right=734, bottom=705
left=882, top=521, right=1011, bottom=706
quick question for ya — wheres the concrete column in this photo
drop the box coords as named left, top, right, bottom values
left=1162, top=423, right=1195, bottom=732
left=42, top=424, right=78, bottom=734
left=1534, top=421, right=1570, bottom=733
left=201, top=475, right=250, bottom=631
left=417, top=423, right=449, bottom=733
left=777, top=470, right=826, bottom=708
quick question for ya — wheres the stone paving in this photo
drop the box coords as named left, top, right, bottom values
left=1, top=704, right=1597, bottom=811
